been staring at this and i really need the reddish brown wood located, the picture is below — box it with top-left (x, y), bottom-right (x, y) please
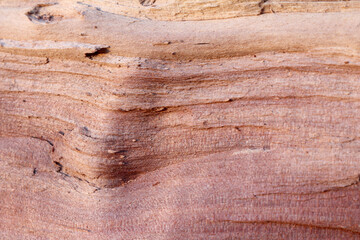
top-left (1, 0), bottom-right (360, 239)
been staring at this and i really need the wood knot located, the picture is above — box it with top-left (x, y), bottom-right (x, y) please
top-left (26, 4), bottom-right (63, 24)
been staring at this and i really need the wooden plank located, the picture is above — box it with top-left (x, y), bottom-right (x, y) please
top-left (1, 0), bottom-right (360, 239)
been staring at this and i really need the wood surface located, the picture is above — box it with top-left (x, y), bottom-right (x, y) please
top-left (1, 0), bottom-right (360, 239)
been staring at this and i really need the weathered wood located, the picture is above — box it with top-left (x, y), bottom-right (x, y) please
top-left (1, 0), bottom-right (360, 239)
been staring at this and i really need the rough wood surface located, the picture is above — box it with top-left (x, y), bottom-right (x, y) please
top-left (1, 0), bottom-right (360, 239)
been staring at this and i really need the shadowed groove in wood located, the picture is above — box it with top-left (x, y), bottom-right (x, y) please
top-left (1, 52), bottom-right (360, 188)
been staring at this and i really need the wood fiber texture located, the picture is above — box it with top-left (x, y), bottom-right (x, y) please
top-left (1, 0), bottom-right (360, 239)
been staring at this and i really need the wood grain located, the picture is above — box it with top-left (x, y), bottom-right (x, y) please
top-left (1, 0), bottom-right (360, 239)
